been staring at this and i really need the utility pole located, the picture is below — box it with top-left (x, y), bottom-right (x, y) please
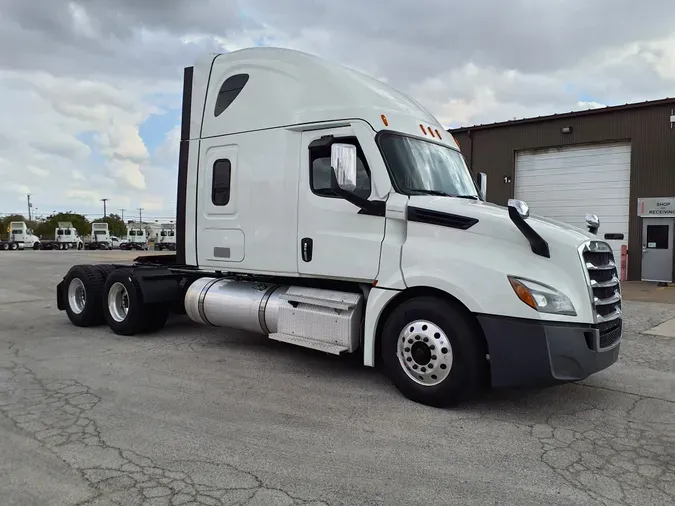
top-left (119, 208), bottom-right (126, 222)
top-left (138, 208), bottom-right (144, 226)
top-left (101, 198), bottom-right (109, 218)
top-left (27, 194), bottom-right (32, 221)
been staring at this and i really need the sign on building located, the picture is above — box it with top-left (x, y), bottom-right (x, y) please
top-left (638, 197), bottom-right (675, 217)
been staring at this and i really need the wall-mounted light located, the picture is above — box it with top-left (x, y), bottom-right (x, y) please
top-left (561, 126), bottom-right (573, 134)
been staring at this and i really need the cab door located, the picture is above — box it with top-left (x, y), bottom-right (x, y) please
top-left (297, 128), bottom-right (385, 281)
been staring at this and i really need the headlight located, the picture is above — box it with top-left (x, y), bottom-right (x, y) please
top-left (508, 276), bottom-right (576, 316)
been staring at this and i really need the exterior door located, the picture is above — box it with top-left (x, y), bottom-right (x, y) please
top-left (297, 128), bottom-right (385, 281)
top-left (641, 218), bottom-right (674, 282)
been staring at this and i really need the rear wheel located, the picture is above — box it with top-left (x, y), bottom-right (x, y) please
top-left (380, 296), bottom-right (486, 407)
top-left (103, 268), bottom-right (167, 335)
top-left (63, 265), bottom-right (107, 326)
top-left (33, 242), bottom-right (39, 250)
top-left (10, 243), bottom-right (18, 251)
top-left (1, 243), bottom-right (8, 251)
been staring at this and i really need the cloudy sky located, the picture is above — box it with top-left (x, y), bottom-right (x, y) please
top-left (2, 0), bottom-right (675, 220)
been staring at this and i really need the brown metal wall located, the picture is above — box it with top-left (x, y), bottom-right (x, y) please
top-left (451, 103), bottom-right (675, 281)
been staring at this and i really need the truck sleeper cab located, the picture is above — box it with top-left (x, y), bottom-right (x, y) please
top-left (55, 47), bottom-right (622, 407)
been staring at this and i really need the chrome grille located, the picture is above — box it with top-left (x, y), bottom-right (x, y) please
top-left (580, 241), bottom-right (622, 327)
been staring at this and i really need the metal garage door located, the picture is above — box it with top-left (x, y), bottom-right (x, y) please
top-left (515, 142), bottom-right (630, 271)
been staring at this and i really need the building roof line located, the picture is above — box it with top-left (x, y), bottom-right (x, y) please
top-left (447, 96), bottom-right (675, 133)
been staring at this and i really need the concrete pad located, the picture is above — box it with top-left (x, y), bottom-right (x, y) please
top-left (0, 251), bottom-right (674, 506)
top-left (643, 316), bottom-right (675, 337)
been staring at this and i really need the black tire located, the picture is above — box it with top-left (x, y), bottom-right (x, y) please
top-left (33, 242), bottom-right (39, 250)
top-left (78, 242), bottom-right (83, 250)
top-left (63, 265), bottom-right (107, 327)
top-left (103, 268), bottom-right (148, 336)
top-left (10, 243), bottom-right (18, 251)
top-left (94, 264), bottom-right (117, 282)
top-left (1, 243), bottom-right (8, 251)
top-left (380, 296), bottom-right (487, 408)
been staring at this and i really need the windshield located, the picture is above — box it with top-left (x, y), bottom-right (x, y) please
top-left (378, 132), bottom-right (479, 198)
top-left (94, 230), bottom-right (106, 235)
top-left (161, 231), bottom-right (167, 236)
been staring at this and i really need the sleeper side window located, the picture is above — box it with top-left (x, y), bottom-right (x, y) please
top-left (212, 159), bottom-right (232, 206)
top-left (214, 74), bottom-right (249, 117)
top-left (309, 137), bottom-right (371, 199)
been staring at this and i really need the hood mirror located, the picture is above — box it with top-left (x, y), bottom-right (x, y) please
top-left (585, 213), bottom-right (600, 235)
top-left (477, 172), bottom-right (487, 200)
top-left (508, 199), bottom-right (529, 219)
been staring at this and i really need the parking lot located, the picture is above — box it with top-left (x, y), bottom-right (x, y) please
top-left (0, 251), bottom-right (674, 506)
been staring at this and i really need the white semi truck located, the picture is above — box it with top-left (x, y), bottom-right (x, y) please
top-left (0, 221), bottom-right (40, 250)
top-left (121, 227), bottom-right (149, 250)
top-left (85, 223), bottom-right (114, 250)
top-left (155, 224), bottom-right (176, 251)
top-left (56, 48), bottom-right (622, 407)
top-left (52, 222), bottom-right (84, 250)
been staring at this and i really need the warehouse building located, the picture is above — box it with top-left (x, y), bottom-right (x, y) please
top-left (448, 98), bottom-right (675, 282)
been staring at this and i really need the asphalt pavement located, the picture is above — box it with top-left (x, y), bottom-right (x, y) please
top-left (0, 251), bottom-right (674, 506)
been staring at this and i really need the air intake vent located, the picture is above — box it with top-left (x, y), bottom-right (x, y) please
top-left (407, 207), bottom-right (478, 230)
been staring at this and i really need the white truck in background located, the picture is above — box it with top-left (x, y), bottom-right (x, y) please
top-left (55, 222), bottom-right (84, 250)
top-left (0, 221), bottom-right (40, 250)
top-left (85, 222), bottom-right (114, 250)
top-left (155, 224), bottom-right (176, 251)
top-left (56, 47), bottom-right (622, 407)
top-left (121, 227), bottom-right (149, 250)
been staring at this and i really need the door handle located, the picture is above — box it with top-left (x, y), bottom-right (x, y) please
top-left (301, 237), bottom-right (313, 262)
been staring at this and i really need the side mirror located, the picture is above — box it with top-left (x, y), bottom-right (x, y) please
top-left (331, 143), bottom-right (357, 192)
top-left (585, 213), bottom-right (600, 235)
top-left (477, 172), bottom-right (487, 200)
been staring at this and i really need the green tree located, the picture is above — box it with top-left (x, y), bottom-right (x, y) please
top-left (92, 213), bottom-right (127, 238)
top-left (34, 212), bottom-right (91, 238)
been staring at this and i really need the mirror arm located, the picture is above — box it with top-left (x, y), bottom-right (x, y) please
top-left (330, 172), bottom-right (385, 217)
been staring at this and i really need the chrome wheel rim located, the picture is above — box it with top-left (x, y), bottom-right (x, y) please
top-left (108, 282), bottom-right (130, 322)
top-left (397, 320), bottom-right (453, 386)
top-left (67, 278), bottom-right (86, 314)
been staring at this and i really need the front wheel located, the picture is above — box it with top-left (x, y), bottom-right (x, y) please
top-left (380, 296), bottom-right (487, 407)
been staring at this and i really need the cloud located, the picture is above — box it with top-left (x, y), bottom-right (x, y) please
top-left (1, 0), bottom-right (675, 218)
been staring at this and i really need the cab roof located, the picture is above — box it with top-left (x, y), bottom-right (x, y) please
top-left (192, 47), bottom-right (455, 147)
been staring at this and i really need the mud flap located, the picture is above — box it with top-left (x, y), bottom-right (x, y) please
top-left (56, 280), bottom-right (65, 311)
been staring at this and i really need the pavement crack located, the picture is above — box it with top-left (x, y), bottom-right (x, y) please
top-left (526, 390), bottom-right (675, 506)
top-left (0, 360), bottom-right (331, 506)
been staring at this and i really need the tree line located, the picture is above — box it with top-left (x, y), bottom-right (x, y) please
top-left (0, 212), bottom-right (128, 239)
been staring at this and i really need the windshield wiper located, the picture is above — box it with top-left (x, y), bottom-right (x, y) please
top-left (408, 189), bottom-right (454, 197)
top-left (408, 189), bottom-right (479, 200)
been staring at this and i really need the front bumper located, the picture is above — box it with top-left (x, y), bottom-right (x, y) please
top-left (477, 314), bottom-right (621, 389)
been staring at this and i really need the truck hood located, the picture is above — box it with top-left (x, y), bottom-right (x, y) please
top-left (408, 196), bottom-right (595, 252)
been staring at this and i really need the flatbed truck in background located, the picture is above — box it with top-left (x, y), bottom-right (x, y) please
top-left (55, 47), bottom-right (622, 407)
